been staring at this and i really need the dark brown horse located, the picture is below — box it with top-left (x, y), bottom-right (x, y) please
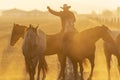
top-left (10, 23), bottom-right (66, 80)
top-left (62, 25), bottom-right (118, 80)
top-left (104, 30), bottom-right (120, 80)
top-left (22, 24), bottom-right (47, 80)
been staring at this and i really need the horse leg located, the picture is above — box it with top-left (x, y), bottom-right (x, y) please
top-left (117, 57), bottom-right (120, 73)
top-left (104, 42), bottom-right (113, 80)
top-left (24, 58), bottom-right (30, 80)
top-left (25, 58), bottom-right (30, 73)
top-left (30, 72), bottom-right (34, 80)
top-left (66, 57), bottom-right (74, 80)
top-left (37, 56), bottom-right (47, 80)
top-left (37, 56), bottom-right (41, 80)
top-left (29, 57), bottom-right (38, 80)
top-left (57, 54), bottom-right (66, 80)
top-left (42, 67), bottom-right (46, 80)
top-left (24, 58), bottom-right (33, 80)
top-left (29, 63), bottom-right (35, 80)
top-left (37, 60), bottom-right (42, 80)
top-left (30, 67), bottom-right (36, 80)
top-left (79, 62), bottom-right (83, 80)
top-left (71, 60), bottom-right (78, 80)
top-left (42, 59), bottom-right (47, 80)
top-left (42, 56), bottom-right (47, 80)
top-left (88, 58), bottom-right (94, 80)
top-left (29, 65), bottom-right (35, 80)
top-left (106, 55), bottom-right (111, 80)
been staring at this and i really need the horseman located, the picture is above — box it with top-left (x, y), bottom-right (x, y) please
top-left (47, 4), bottom-right (78, 79)
top-left (47, 4), bottom-right (76, 32)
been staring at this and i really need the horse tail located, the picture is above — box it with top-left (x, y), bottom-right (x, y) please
top-left (39, 56), bottom-right (48, 73)
top-left (43, 57), bottom-right (48, 73)
top-left (25, 57), bottom-right (31, 73)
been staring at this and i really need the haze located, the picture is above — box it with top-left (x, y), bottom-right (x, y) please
top-left (0, 0), bottom-right (120, 13)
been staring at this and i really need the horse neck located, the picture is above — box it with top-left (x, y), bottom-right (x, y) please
top-left (89, 33), bottom-right (101, 43)
top-left (80, 28), bottom-right (103, 43)
top-left (102, 29), bottom-right (115, 43)
top-left (21, 27), bottom-right (28, 39)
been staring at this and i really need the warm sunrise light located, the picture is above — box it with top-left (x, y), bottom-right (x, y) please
top-left (0, 0), bottom-right (120, 80)
top-left (0, 0), bottom-right (120, 13)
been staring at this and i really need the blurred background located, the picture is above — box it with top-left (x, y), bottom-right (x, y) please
top-left (0, 0), bottom-right (120, 80)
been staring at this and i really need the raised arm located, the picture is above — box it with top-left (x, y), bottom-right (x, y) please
top-left (47, 6), bottom-right (61, 16)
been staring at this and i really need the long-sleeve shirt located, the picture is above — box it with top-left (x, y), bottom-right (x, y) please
top-left (48, 8), bottom-right (76, 32)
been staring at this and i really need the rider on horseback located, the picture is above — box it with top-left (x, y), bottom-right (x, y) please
top-left (47, 4), bottom-right (76, 32)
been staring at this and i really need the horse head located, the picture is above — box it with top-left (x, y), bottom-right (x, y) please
top-left (27, 24), bottom-right (39, 35)
top-left (99, 25), bottom-right (119, 54)
top-left (10, 23), bottom-right (27, 46)
top-left (95, 25), bottom-right (114, 43)
top-left (25, 24), bottom-right (40, 48)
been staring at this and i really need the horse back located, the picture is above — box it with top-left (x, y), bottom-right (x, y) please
top-left (44, 33), bottom-right (63, 55)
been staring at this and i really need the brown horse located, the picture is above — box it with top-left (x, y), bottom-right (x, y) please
top-left (10, 23), bottom-right (119, 80)
top-left (62, 25), bottom-right (118, 80)
top-left (104, 30), bottom-right (120, 80)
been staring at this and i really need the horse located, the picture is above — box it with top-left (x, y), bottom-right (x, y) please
top-left (103, 30), bottom-right (120, 80)
top-left (10, 23), bottom-right (119, 80)
top-left (11, 24), bottom-right (48, 80)
top-left (62, 25), bottom-right (118, 80)
top-left (10, 23), bottom-right (66, 80)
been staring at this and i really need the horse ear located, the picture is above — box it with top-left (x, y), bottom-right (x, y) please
top-left (102, 24), bottom-right (106, 27)
top-left (14, 23), bottom-right (16, 26)
top-left (102, 24), bottom-right (109, 30)
top-left (36, 24), bottom-right (39, 29)
top-left (29, 24), bottom-right (32, 28)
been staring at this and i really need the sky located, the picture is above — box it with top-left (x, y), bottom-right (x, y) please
top-left (0, 0), bottom-right (120, 13)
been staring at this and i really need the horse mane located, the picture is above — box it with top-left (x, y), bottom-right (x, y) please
top-left (78, 26), bottom-right (109, 36)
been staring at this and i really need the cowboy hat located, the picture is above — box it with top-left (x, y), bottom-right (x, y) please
top-left (60, 4), bottom-right (71, 9)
